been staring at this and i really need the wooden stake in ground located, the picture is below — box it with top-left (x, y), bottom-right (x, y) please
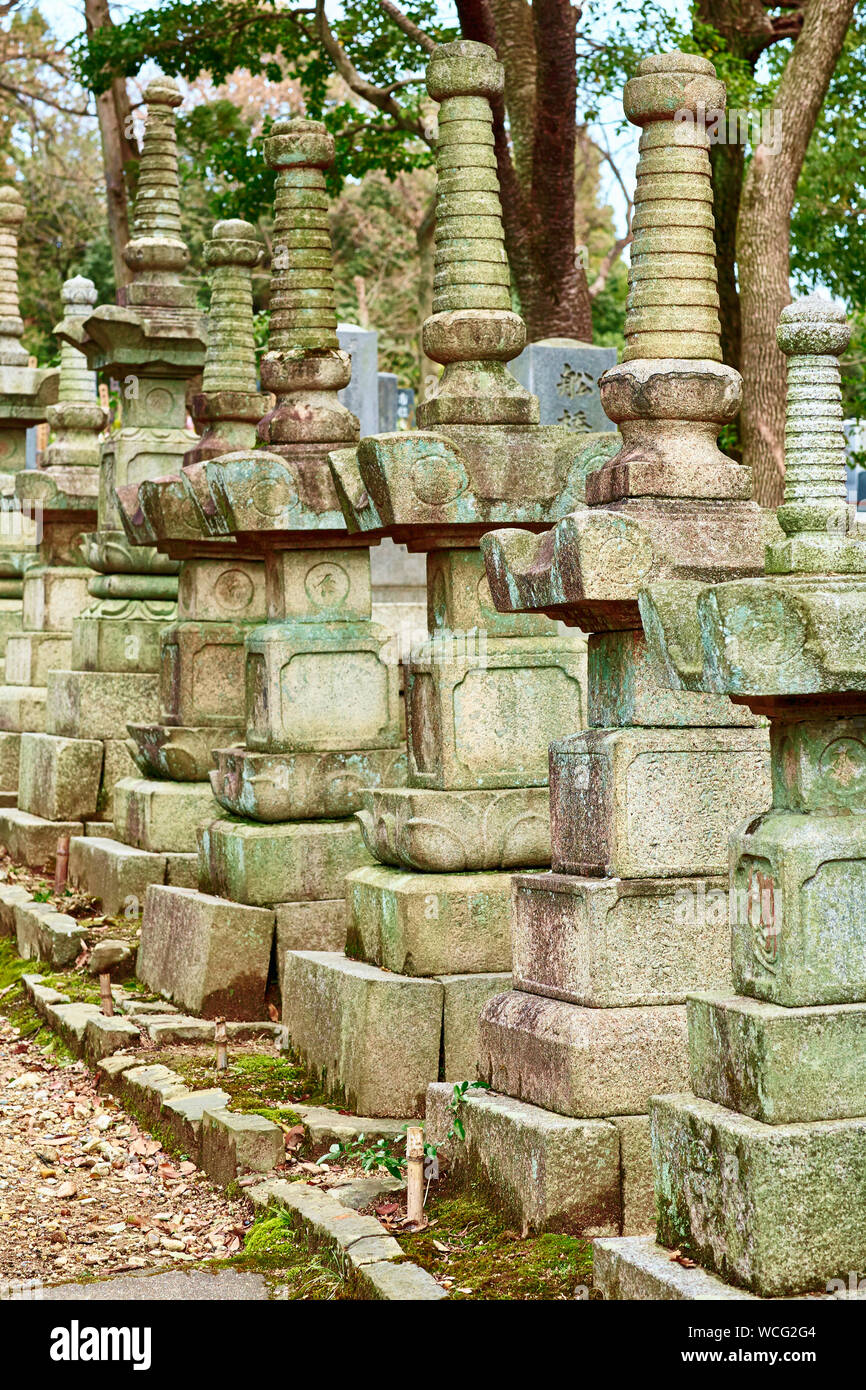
top-left (215, 1017), bottom-right (228, 1071)
top-left (406, 1126), bottom-right (425, 1226)
top-left (54, 834), bottom-right (70, 894)
top-left (98, 972), bottom-right (114, 1017)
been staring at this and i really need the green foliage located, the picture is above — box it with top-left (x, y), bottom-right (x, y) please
top-left (445, 1078), bottom-right (490, 1143)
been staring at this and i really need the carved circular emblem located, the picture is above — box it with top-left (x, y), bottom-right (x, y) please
top-left (305, 561), bottom-right (349, 608)
top-left (250, 474), bottom-right (299, 518)
top-left (145, 387), bottom-right (174, 419)
top-left (409, 452), bottom-right (468, 507)
top-left (819, 736), bottom-right (866, 798)
top-left (214, 567), bottom-right (256, 614)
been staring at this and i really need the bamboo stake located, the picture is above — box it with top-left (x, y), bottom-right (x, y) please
top-left (406, 1126), bottom-right (425, 1226)
top-left (54, 834), bottom-right (70, 894)
top-left (99, 972), bottom-right (114, 1017)
top-left (215, 1017), bottom-right (228, 1071)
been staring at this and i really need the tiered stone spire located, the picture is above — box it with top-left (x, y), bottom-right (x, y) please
top-left (0, 186), bottom-right (28, 368)
top-left (593, 297), bottom-right (866, 1299)
top-left (122, 77), bottom-right (190, 297)
top-left (43, 277), bottom-right (108, 470)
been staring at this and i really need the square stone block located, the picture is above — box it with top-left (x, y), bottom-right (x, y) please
top-left (652, 1092), bottom-right (866, 1297)
top-left (164, 851), bottom-right (198, 888)
top-left (407, 634), bottom-right (586, 791)
top-left (138, 885), bottom-right (275, 1019)
top-left (158, 620), bottom-right (248, 727)
top-left (199, 817), bottom-right (373, 907)
top-left (177, 556), bottom-right (265, 624)
top-left (425, 1082), bottom-right (622, 1236)
top-left (609, 1115), bottom-right (655, 1236)
top-left (18, 731), bottom-right (103, 820)
top-left (512, 872), bottom-right (731, 1007)
top-left (245, 618), bottom-right (401, 753)
top-left (478, 989), bottom-right (689, 1117)
top-left (426, 547), bottom-right (557, 639)
top-left (0, 683), bottom-right (46, 733)
top-left (22, 566), bottom-right (90, 633)
top-left (593, 1236), bottom-right (759, 1301)
top-left (69, 834), bottom-right (166, 916)
top-left (0, 730), bottom-right (19, 792)
top-left (282, 950), bottom-right (444, 1117)
top-left (688, 989), bottom-right (866, 1124)
top-left (0, 807), bottom-right (83, 868)
top-left (731, 808), bottom-right (866, 1007)
top-left (47, 669), bottom-right (159, 740)
top-left (266, 548), bottom-right (371, 623)
top-left (0, 600), bottom-right (22, 654)
top-left (113, 777), bottom-right (219, 854)
top-left (274, 899), bottom-right (347, 982)
top-left (550, 725), bottom-right (770, 878)
top-left (588, 629), bottom-right (761, 729)
top-left (345, 863), bottom-right (513, 975)
top-left (356, 785), bottom-right (550, 871)
top-left (210, 744), bottom-right (407, 822)
top-left (441, 972), bottom-right (512, 1080)
top-left (71, 609), bottom-right (173, 674)
top-left (97, 738), bottom-right (139, 815)
top-left (4, 632), bottom-right (71, 687)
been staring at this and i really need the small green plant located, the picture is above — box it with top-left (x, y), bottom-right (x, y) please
top-left (317, 1131), bottom-right (407, 1178)
top-left (447, 1079), bottom-right (490, 1143)
top-left (31, 886), bottom-right (52, 903)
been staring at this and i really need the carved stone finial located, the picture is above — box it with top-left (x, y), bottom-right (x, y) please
top-left (0, 184), bottom-right (28, 366)
top-left (417, 41), bottom-right (535, 427)
top-left (202, 219), bottom-right (262, 394)
top-left (123, 75), bottom-right (189, 284)
top-left (776, 293), bottom-right (850, 540)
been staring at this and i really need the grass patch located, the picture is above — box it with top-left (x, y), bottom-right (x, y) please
top-left (148, 1047), bottom-right (330, 1119)
top-left (397, 1183), bottom-right (594, 1300)
top-left (226, 1207), bottom-right (346, 1299)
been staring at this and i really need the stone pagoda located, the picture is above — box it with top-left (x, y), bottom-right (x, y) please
top-left (71, 219), bottom-right (269, 912)
top-left (0, 186), bottom-right (58, 678)
top-left (0, 276), bottom-right (105, 819)
top-left (595, 294), bottom-right (866, 1299)
top-left (134, 117), bottom-right (403, 1021)
top-left (281, 40), bottom-right (616, 1120)
top-left (426, 51), bottom-right (777, 1236)
top-left (0, 78), bottom-right (206, 869)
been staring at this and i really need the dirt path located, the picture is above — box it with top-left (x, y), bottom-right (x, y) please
top-left (0, 1012), bottom-right (251, 1287)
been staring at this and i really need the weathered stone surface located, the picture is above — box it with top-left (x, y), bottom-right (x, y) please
top-left (345, 863), bottom-right (513, 975)
top-left (274, 899), bottom-right (346, 980)
top-left (610, 1114), bottom-right (654, 1236)
top-left (210, 744), bottom-right (407, 822)
top-left (510, 338), bottom-right (616, 433)
top-left (478, 991), bottom-right (689, 1117)
top-left (200, 1108), bottom-right (284, 1187)
top-left (0, 883), bottom-right (32, 936)
top-left (68, 834), bottom-right (165, 916)
top-left (356, 785), bottom-right (550, 871)
top-left (441, 972), bottom-right (511, 1080)
top-left (128, 722), bottom-right (244, 782)
top-left (511, 872), bottom-right (731, 1007)
top-left (688, 990), bottom-right (866, 1124)
top-left (157, 619), bottom-right (250, 728)
top-left (549, 726), bottom-right (770, 878)
top-left (200, 817), bottom-right (373, 907)
top-left (97, 737), bottom-right (138, 814)
top-left (46, 669), bottom-right (159, 740)
top-left (406, 633), bottom-right (585, 790)
top-left (84, 1013), bottom-right (140, 1060)
top-left (730, 808), bottom-right (866, 1008)
top-left (113, 776), bottom-right (218, 853)
top-left (282, 950), bottom-right (444, 1117)
top-left (87, 938), bottom-right (134, 977)
top-left (18, 731), bottom-right (102, 820)
top-left (593, 1236), bottom-right (758, 1301)
top-left (425, 1082), bottom-right (621, 1236)
top-left (588, 629), bottom-right (759, 728)
top-left (0, 683), bottom-right (45, 733)
top-left (161, 1088), bottom-right (231, 1157)
top-left (0, 807), bottom-right (83, 868)
top-left (138, 885), bottom-right (275, 1018)
top-left (22, 565), bottom-right (90, 633)
top-left (652, 1092), bottom-right (866, 1297)
top-left (164, 851), bottom-right (197, 887)
top-left (5, 631), bottom-right (72, 687)
top-left (0, 730), bottom-right (19, 791)
top-left (14, 901), bottom-right (85, 965)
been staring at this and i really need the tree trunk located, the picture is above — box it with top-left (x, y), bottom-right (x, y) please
top-left (84, 0), bottom-right (138, 290)
top-left (737, 0), bottom-right (855, 507)
top-left (709, 140), bottom-right (743, 372)
top-left (455, 0), bottom-right (592, 342)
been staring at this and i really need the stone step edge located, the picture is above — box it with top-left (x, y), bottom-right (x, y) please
top-left (19, 975), bottom-right (443, 1300)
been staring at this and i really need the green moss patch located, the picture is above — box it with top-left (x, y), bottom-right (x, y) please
top-left (225, 1207), bottom-right (346, 1299)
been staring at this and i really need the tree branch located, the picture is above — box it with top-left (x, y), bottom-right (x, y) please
top-left (377, 0), bottom-right (436, 53)
top-left (315, 0), bottom-right (433, 144)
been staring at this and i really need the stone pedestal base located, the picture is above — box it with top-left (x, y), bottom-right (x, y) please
top-left (72, 610), bottom-right (173, 674)
top-left (282, 950), bottom-right (510, 1117)
top-left (0, 807), bottom-right (83, 868)
top-left (0, 684), bottom-right (46, 733)
top-left (5, 631), bottom-right (72, 686)
top-left (137, 884), bottom-right (275, 1019)
top-left (345, 863), bottom-right (514, 975)
top-left (47, 669), bottom-right (159, 740)
top-left (128, 723), bottom-right (245, 782)
top-left (356, 785), bottom-right (550, 870)
top-left (652, 1092), bottom-right (866, 1298)
top-left (18, 732), bottom-right (103, 819)
top-left (424, 1082), bottom-right (653, 1236)
top-left (209, 744), bottom-right (407, 821)
top-left (113, 776), bottom-right (219, 854)
top-left (198, 816), bottom-right (373, 907)
top-left (68, 834), bottom-right (197, 915)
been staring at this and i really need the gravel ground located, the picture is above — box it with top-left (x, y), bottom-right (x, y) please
top-left (0, 1013), bottom-right (252, 1286)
